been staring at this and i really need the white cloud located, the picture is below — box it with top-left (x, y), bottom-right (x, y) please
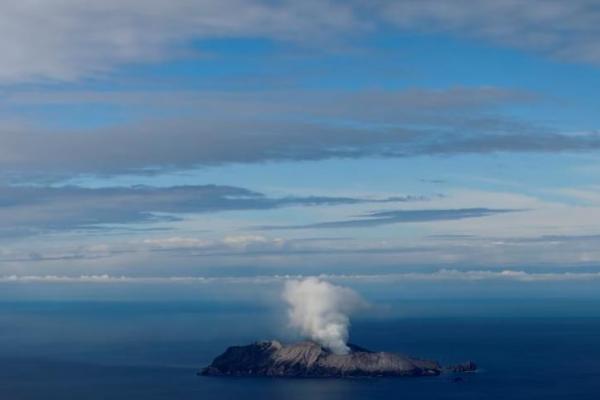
top-left (141, 237), bottom-right (215, 249)
top-left (0, 0), bottom-right (359, 83)
top-left (3, 269), bottom-right (600, 284)
top-left (4, 1), bottom-right (600, 83)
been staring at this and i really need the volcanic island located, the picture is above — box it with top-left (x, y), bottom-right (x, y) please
top-left (200, 340), bottom-right (476, 378)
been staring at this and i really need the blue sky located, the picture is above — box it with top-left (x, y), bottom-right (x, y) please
top-left (2, 0), bottom-right (600, 289)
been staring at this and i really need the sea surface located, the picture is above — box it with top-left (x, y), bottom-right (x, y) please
top-left (1, 300), bottom-right (600, 399)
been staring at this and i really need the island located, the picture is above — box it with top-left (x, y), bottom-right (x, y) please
top-left (200, 340), bottom-right (476, 378)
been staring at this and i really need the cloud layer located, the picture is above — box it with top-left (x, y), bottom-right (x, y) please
top-left (5, 269), bottom-right (600, 283)
top-left (2, 87), bottom-right (599, 178)
top-left (260, 208), bottom-right (517, 229)
top-left (3, 1), bottom-right (600, 83)
top-left (0, 184), bottom-right (423, 235)
top-left (0, 0), bottom-right (358, 83)
top-left (381, 0), bottom-right (600, 65)
top-left (1, 1), bottom-right (599, 280)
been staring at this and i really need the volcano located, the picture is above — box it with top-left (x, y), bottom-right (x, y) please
top-left (200, 340), bottom-right (476, 378)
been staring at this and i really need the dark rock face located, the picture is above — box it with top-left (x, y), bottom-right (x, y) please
top-left (200, 340), bottom-right (452, 378)
top-left (446, 360), bottom-right (478, 373)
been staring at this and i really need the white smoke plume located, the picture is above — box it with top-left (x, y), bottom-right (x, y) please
top-left (282, 277), bottom-right (365, 355)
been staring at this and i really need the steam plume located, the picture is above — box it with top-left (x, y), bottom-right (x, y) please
top-left (282, 277), bottom-right (365, 355)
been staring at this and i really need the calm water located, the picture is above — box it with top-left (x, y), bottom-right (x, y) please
top-left (1, 301), bottom-right (600, 399)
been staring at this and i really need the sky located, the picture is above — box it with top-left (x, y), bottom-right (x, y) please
top-left (2, 0), bottom-right (600, 291)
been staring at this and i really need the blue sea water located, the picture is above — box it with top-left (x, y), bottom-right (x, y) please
top-left (1, 301), bottom-right (600, 399)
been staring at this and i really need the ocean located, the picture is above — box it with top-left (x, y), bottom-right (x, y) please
top-left (1, 300), bottom-right (600, 399)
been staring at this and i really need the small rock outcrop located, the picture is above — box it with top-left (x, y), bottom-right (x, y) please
top-left (200, 340), bottom-right (474, 378)
top-left (446, 360), bottom-right (478, 373)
